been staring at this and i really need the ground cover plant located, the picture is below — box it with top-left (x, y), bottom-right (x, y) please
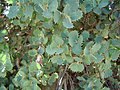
top-left (0, 0), bottom-right (120, 90)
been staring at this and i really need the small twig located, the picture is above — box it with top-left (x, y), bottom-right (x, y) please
top-left (56, 65), bottom-right (68, 90)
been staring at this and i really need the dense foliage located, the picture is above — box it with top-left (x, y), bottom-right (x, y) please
top-left (0, 0), bottom-right (120, 90)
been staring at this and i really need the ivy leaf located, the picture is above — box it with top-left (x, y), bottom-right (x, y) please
top-left (111, 39), bottom-right (120, 48)
top-left (42, 10), bottom-right (52, 18)
top-left (72, 43), bottom-right (82, 55)
top-left (91, 43), bottom-right (101, 54)
top-left (94, 35), bottom-right (102, 43)
top-left (33, 29), bottom-right (41, 36)
top-left (43, 20), bottom-right (53, 29)
top-left (38, 47), bottom-right (44, 55)
top-left (86, 4), bottom-right (93, 13)
top-left (55, 48), bottom-right (64, 55)
top-left (91, 54), bottom-right (104, 63)
top-left (52, 35), bottom-right (64, 46)
top-left (84, 46), bottom-right (90, 56)
top-left (63, 4), bottom-right (70, 15)
top-left (7, 6), bottom-right (20, 19)
top-left (63, 16), bottom-right (74, 28)
top-left (68, 31), bottom-right (78, 47)
top-left (5, 54), bottom-right (13, 71)
top-left (109, 49), bottom-right (120, 61)
top-left (48, 0), bottom-right (58, 12)
top-left (24, 5), bottom-right (33, 18)
top-left (29, 61), bottom-right (38, 73)
top-left (28, 49), bottom-right (37, 57)
top-left (74, 57), bottom-right (82, 62)
top-left (61, 30), bottom-right (69, 44)
top-left (69, 63), bottom-right (84, 72)
top-left (34, 4), bottom-right (43, 14)
top-left (98, 0), bottom-right (109, 9)
top-left (83, 55), bottom-right (92, 65)
top-left (50, 56), bottom-right (63, 65)
top-left (54, 10), bottom-right (61, 23)
top-left (84, 41), bottom-right (94, 56)
top-left (0, 30), bottom-right (8, 37)
top-left (46, 45), bottom-right (56, 55)
top-left (9, 84), bottom-right (14, 90)
top-left (93, 7), bottom-right (102, 15)
top-left (70, 10), bottom-right (83, 21)
top-left (48, 73), bottom-right (58, 86)
top-left (82, 31), bottom-right (89, 41)
top-left (102, 69), bottom-right (113, 78)
top-left (78, 35), bottom-right (83, 44)
top-left (102, 87), bottom-right (110, 90)
top-left (41, 75), bottom-right (48, 86)
top-left (65, 56), bottom-right (73, 63)
top-left (0, 85), bottom-right (6, 90)
top-left (32, 0), bottom-right (42, 4)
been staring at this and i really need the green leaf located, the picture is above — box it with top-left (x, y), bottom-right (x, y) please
top-left (0, 85), bottom-right (6, 90)
top-left (78, 35), bottom-right (83, 44)
top-left (74, 57), bottom-right (82, 62)
top-left (22, 80), bottom-right (31, 88)
top-left (50, 56), bottom-right (63, 65)
top-left (34, 4), bottom-right (43, 14)
top-left (5, 54), bottom-right (13, 71)
top-left (69, 63), bottom-right (84, 72)
top-left (38, 47), bottom-right (44, 55)
top-left (52, 35), bottom-right (64, 46)
top-left (98, 0), bottom-right (109, 8)
top-left (46, 45), bottom-right (56, 55)
top-left (64, 0), bottom-right (79, 11)
top-left (33, 29), bottom-right (42, 36)
top-left (69, 31), bottom-right (78, 47)
top-left (84, 41), bottom-right (94, 56)
top-left (72, 43), bottom-right (82, 55)
top-left (42, 10), bottom-right (52, 18)
top-left (0, 30), bottom-right (8, 37)
top-left (93, 7), bottom-right (102, 15)
top-left (28, 49), bottom-right (37, 57)
top-left (84, 47), bottom-right (90, 56)
top-left (94, 35), bottom-right (102, 43)
top-left (111, 39), bottom-right (120, 48)
top-left (86, 4), bottom-right (93, 13)
top-left (32, 0), bottom-right (42, 4)
top-left (91, 43), bottom-right (101, 54)
top-left (102, 87), bottom-right (110, 90)
top-left (9, 84), bottom-right (14, 90)
top-left (29, 61), bottom-right (38, 73)
top-left (55, 48), bottom-right (64, 54)
top-left (109, 49), bottom-right (120, 61)
top-left (7, 6), bottom-right (19, 19)
top-left (70, 10), bottom-right (83, 21)
top-left (54, 10), bottom-right (61, 23)
top-left (61, 29), bottom-right (69, 44)
top-left (41, 75), bottom-right (48, 86)
top-left (82, 31), bottom-right (89, 41)
top-left (91, 54), bottom-right (104, 63)
top-left (102, 69), bottom-right (113, 78)
top-left (83, 55), bottom-right (92, 65)
top-left (24, 5), bottom-right (33, 18)
top-left (63, 4), bottom-right (71, 15)
top-left (65, 56), bottom-right (73, 63)
top-left (48, 73), bottom-right (58, 85)
top-left (63, 16), bottom-right (74, 28)
top-left (48, 0), bottom-right (58, 12)
top-left (31, 36), bottom-right (42, 44)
